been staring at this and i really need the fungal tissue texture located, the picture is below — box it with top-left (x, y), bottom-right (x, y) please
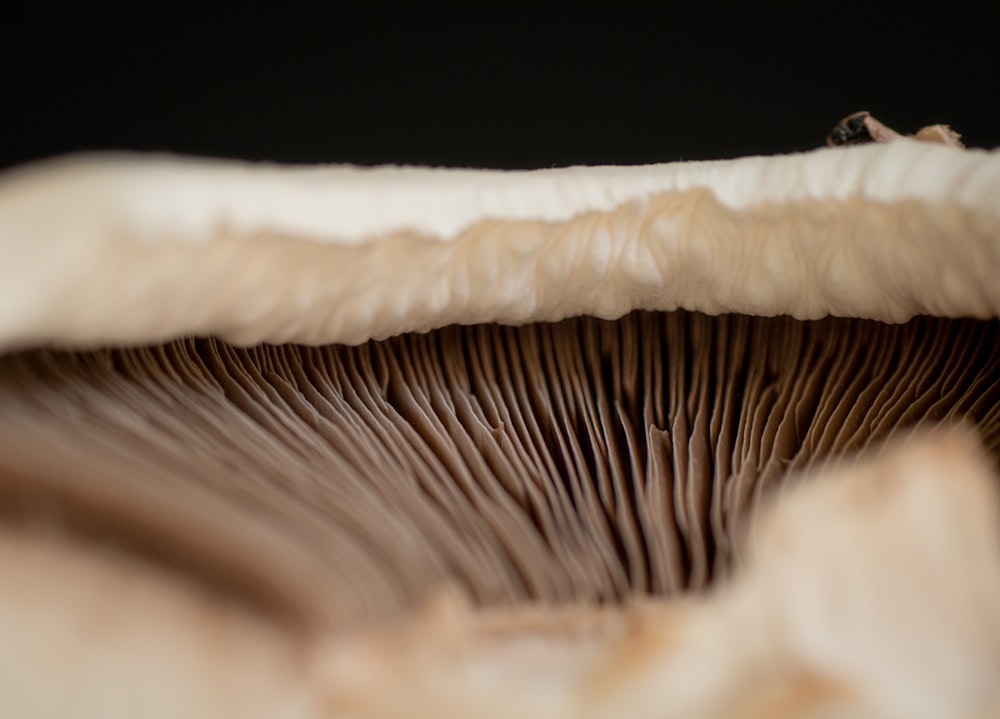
top-left (0, 139), bottom-right (999, 718)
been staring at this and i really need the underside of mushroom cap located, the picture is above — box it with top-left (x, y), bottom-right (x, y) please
top-left (2, 140), bottom-right (1000, 718)
top-left (1, 141), bottom-right (999, 351)
top-left (2, 312), bottom-right (998, 632)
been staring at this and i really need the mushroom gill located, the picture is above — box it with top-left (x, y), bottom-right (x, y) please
top-left (1, 314), bottom-right (999, 627)
top-left (1, 134), bottom-right (1000, 717)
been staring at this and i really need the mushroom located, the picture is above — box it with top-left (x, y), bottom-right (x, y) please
top-left (0, 123), bottom-right (999, 717)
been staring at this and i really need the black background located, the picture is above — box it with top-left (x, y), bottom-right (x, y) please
top-left (3, 5), bottom-right (998, 171)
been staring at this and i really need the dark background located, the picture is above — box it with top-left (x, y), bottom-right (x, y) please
top-left (3, 5), bottom-right (998, 171)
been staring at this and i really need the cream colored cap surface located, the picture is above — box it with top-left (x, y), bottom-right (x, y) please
top-left (0, 141), bottom-right (998, 350)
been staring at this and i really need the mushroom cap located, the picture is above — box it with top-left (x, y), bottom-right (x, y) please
top-left (1, 142), bottom-right (1000, 718)
top-left (0, 141), bottom-right (998, 351)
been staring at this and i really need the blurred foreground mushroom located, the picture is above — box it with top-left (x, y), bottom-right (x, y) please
top-left (0, 126), bottom-right (999, 717)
